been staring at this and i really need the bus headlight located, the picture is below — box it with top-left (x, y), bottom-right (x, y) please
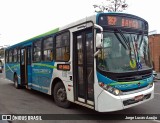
top-left (114, 89), bottom-right (121, 95)
top-left (148, 82), bottom-right (153, 88)
top-left (99, 82), bottom-right (122, 96)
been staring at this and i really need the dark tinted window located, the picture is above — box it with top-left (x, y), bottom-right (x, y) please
top-left (33, 40), bottom-right (41, 62)
top-left (28, 47), bottom-right (32, 65)
top-left (43, 37), bottom-right (53, 61)
top-left (17, 49), bottom-right (20, 62)
top-left (13, 49), bottom-right (17, 62)
top-left (56, 32), bottom-right (70, 61)
top-left (5, 50), bottom-right (9, 63)
top-left (9, 50), bottom-right (13, 62)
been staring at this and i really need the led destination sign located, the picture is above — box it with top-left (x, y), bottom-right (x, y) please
top-left (98, 15), bottom-right (147, 30)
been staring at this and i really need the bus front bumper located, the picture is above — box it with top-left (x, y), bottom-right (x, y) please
top-left (96, 84), bottom-right (154, 112)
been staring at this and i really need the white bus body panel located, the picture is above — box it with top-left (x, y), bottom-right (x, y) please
top-left (95, 83), bottom-right (154, 112)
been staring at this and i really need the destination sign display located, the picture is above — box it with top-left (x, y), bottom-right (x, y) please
top-left (57, 64), bottom-right (70, 71)
top-left (98, 15), bottom-right (146, 30)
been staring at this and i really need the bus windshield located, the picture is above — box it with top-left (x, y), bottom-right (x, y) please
top-left (97, 31), bottom-right (152, 73)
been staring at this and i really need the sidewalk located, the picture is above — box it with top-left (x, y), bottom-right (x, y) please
top-left (0, 71), bottom-right (5, 79)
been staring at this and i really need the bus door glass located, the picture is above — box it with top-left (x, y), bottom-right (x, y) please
top-left (27, 46), bottom-right (32, 85)
top-left (20, 46), bottom-right (32, 86)
top-left (73, 29), bottom-right (94, 105)
top-left (20, 48), bottom-right (27, 85)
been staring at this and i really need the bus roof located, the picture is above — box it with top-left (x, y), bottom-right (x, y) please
top-left (6, 28), bottom-right (59, 49)
top-left (27, 27), bottom-right (59, 41)
top-left (6, 12), bottom-right (148, 50)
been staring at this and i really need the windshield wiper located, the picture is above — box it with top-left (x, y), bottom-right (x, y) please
top-left (114, 33), bottom-right (127, 49)
top-left (139, 31), bottom-right (144, 49)
top-left (114, 29), bottom-right (131, 50)
top-left (115, 29), bottom-right (138, 68)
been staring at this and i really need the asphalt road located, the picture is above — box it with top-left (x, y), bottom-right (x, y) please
top-left (0, 72), bottom-right (160, 123)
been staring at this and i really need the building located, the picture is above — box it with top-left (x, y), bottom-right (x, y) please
top-left (149, 34), bottom-right (160, 72)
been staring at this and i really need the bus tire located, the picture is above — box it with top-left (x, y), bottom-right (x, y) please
top-left (14, 75), bottom-right (20, 89)
top-left (53, 82), bottom-right (71, 108)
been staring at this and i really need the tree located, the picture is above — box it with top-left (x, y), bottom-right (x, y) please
top-left (93, 0), bottom-right (128, 13)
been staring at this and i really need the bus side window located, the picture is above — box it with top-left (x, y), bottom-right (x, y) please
top-left (33, 40), bottom-right (41, 62)
top-left (5, 50), bottom-right (9, 63)
top-left (50, 50), bottom-right (53, 61)
top-left (55, 32), bottom-right (70, 61)
top-left (63, 47), bottom-right (69, 61)
top-left (43, 37), bottom-right (53, 62)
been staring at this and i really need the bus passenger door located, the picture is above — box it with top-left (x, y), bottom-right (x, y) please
top-left (20, 48), bottom-right (27, 85)
top-left (73, 29), bottom-right (94, 106)
top-left (27, 46), bottom-right (32, 87)
top-left (20, 46), bottom-right (32, 86)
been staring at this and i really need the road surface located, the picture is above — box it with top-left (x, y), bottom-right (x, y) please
top-left (0, 73), bottom-right (160, 123)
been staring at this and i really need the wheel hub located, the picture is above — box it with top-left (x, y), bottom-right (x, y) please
top-left (57, 88), bottom-right (66, 102)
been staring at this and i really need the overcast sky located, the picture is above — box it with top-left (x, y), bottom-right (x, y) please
top-left (0, 0), bottom-right (159, 47)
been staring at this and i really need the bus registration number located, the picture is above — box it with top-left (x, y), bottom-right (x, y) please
top-left (134, 95), bottom-right (144, 101)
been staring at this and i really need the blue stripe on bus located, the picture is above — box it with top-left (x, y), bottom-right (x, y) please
top-left (97, 72), bottom-right (153, 91)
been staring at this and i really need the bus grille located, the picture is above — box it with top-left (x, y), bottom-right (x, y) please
top-left (116, 73), bottom-right (152, 82)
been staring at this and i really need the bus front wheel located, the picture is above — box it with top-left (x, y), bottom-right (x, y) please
top-left (53, 82), bottom-right (71, 108)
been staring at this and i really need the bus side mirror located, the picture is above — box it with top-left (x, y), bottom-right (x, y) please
top-left (96, 33), bottom-right (102, 48)
top-left (94, 33), bottom-right (103, 57)
top-left (94, 24), bottom-right (103, 57)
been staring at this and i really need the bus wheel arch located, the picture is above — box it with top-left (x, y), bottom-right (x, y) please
top-left (51, 77), bottom-right (62, 96)
top-left (51, 78), bottom-right (71, 108)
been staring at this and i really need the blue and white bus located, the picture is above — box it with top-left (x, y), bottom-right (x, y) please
top-left (5, 13), bottom-right (154, 112)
